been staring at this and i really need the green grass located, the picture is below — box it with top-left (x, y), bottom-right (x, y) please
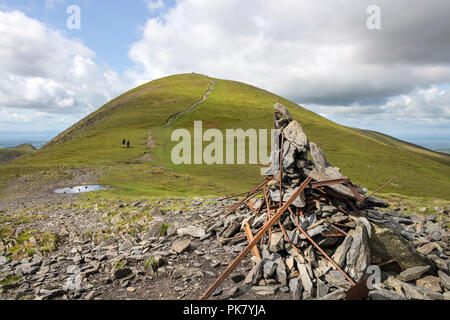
top-left (143, 257), bottom-right (155, 270)
top-left (160, 223), bottom-right (170, 236)
top-left (378, 193), bottom-right (450, 216)
top-left (5, 230), bottom-right (57, 259)
top-left (0, 226), bottom-right (12, 238)
top-left (436, 149), bottom-right (450, 155)
top-left (0, 143), bottom-right (36, 165)
top-left (150, 77), bottom-right (450, 199)
top-left (114, 260), bottom-right (126, 270)
top-left (0, 275), bottom-right (22, 286)
top-left (348, 128), bottom-right (450, 166)
top-left (1, 73), bottom-right (449, 201)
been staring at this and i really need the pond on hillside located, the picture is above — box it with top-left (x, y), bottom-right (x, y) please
top-left (53, 185), bottom-right (112, 194)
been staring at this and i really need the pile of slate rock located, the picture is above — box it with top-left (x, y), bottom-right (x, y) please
top-left (203, 103), bottom-right (449, 300)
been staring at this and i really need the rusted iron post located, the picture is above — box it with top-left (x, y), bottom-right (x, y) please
top-left (345, 199), bottom-right (360, 216)
top-left (199, 176), bottom-right (312, 300)
top-left (321, 232), bottom-right (346, 237)
top-left (264, 186), bottom-right (272, 246)
top-left (310, 178), bottom-right (350, 188)
top-left (289, 210), bottom-right (356, 286)
top-left (219, 190), bottom-right (256, 201)
top-left (364, 178), bottom-right (394, 200)
top-left (347, 182), bottom-right (366, 202)
top-left (222, 225), bottom-right (265, 243)
top-left (246, 201), bottom-right (259, 214)
top-left (261, 186), bottom-right (270, 247)
top-left (331, 224), bottom-right (348, 236)
top-left (279, 131), bottom-right (284, 211)
top-left (266, 206), bottom-right (272, 245)
top-left (223, 187), bottom-right (268, 219)
top-left (194, 183), bottom-right (267, 224)
top-left (243, 221), bottom-right (261, 259)
top-left (273, 132), bottom-right (285, 246)
top-left (279, 214), bottom-right (301, 254)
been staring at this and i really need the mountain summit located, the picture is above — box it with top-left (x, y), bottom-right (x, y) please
top-left (2, 73), bottom-right (449, 199)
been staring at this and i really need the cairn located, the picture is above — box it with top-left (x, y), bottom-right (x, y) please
top-left (201, 103), bottom-right (393, 299)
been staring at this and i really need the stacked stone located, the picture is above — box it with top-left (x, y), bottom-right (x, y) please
top-left (204, 103), bottom-right (449, 300)
top-left (208, 194), bottom-right (376, 299)
top-left (264, 103), bottom-right (386, 209)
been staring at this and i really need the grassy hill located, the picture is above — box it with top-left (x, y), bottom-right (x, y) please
top-left (348, 128), bottom-right (450, 166)
top-left (0, 143), bottom-right (36, 165)
top-left (436, 149), bottom-right (450, 155)
top-left (1, 73), bottom-right (449, 200)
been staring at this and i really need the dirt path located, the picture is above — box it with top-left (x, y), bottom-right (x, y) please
top-left (164, 79), bottom-right (216, 127)
top-left (132, 77), bottom-right (216, 162)
top-left (133, 129), bottom-right (156, 162)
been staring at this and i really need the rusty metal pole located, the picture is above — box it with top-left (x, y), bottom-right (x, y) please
top-left (194, 183), bottom-right (267, 224)
top-left (364, 178), bottom-right (394, 200)
top-left (310, 178), bottom-right (351, 188)
top-left (289, 210), bottom-right (356, 286)
top-left (279, 132), bottom-right (284, 210)
top-left (199, 176), bottom-right (312, 300)
top-left (261, 186), bottom-right (269, 247)
top-left (279, 218), bottom-right (301, 254)
top-left (243, 221), bottom-right (261, 259)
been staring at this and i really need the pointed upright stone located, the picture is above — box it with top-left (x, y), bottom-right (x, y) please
top-left (346, 219), bottom-right (370, 281)
top-left (275, 258), bottom-right (288, 285)
top-left (282, 140), bottom-right (297, 169)
top-left (245, 259), bottom-right (263, 285)
top-left (283, 120), bottom-right (309, 152)
top-left (274, 103), bottom-right (292, 129)
top-left (316, 278), bottom-right (329, 299)
top-left (297, 263), bottom-right (313, 294)
top-left (332, 234), bottom-right (353, 267)
top-left (269, 232), bottom-right (285, 253)
top-left (289, 277), bottom-right (303, 300)
top-left (309, 142), bottom-right (329, 171)
top-left (263, 259), bottom-right (278, 279)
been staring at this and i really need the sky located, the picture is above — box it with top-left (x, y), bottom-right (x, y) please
top-left (0, 0), bottom-right (449, 149)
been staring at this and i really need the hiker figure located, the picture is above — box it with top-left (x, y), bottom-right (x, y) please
top-left (122, 138), bottom-right (126, 148)
top-left (127, 140), bottom-right (130, 148)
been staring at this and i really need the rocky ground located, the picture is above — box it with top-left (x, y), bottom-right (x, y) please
top-left (0, 192), bottom-right (293, 300)
top-left (2, 102), bottom-right (449, 301)
top-left (0, 189), bottom-right (449, 300)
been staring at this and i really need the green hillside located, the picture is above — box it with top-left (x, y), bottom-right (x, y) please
top-left (436, 149), bottom-right (450, 155)
top-left (1, 73), bottom-right (449, 200)
top-left (348, 127), bottom-right (450, 166)
top-left (0, 143), bottom-right (36, 164)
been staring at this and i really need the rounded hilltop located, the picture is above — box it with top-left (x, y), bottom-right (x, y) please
top-left (2, 73), bottom-right (450, 199)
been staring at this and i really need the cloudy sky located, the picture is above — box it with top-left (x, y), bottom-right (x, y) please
top-left (0, 0), bottom-right (449, 148)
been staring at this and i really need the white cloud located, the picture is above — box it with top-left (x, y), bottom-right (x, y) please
top-left (2, 1), bottom-right (450, 143)
top-left (307, 85), bottom-right (450, 138)
top-left (146, 0), bottom-right (164, 12)
top-left (0, 10), bottom-right (127, 131)
top-left (129, 0), bottom-right (450, 129)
